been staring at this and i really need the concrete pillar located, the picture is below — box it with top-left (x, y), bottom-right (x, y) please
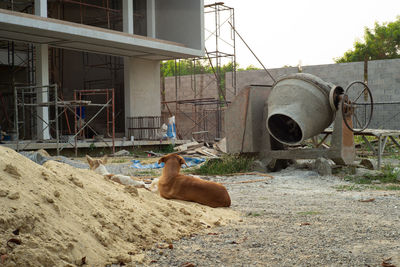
top-left (123, 0), bottom-right (161, 136)
top-left (123, 0), bottom-right (134, 34)
top-left (34, 0), bottom-right (47, 17)
top-left (35, 0), bottom-right (50, 139)
top-left (147, 0), bottom-right (156, 38)
top-left (124, 58), bottom-right (161, 135)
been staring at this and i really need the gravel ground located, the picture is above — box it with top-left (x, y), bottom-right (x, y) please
top-left (141, 167), bottom-right (400, 267)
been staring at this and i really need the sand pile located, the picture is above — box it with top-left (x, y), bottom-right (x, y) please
top-left (0, 146), bottom-right (237, 266)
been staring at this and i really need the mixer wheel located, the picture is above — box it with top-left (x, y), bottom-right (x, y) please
top-left (341, 81), bottom-right (373, 133)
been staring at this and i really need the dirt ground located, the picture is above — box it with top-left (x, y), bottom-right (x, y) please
top-left (1, 146), bottom-right (400, 266)
top-left (142, 168), bottom-right (400, 267)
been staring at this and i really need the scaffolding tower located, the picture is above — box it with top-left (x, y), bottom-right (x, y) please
top-left (167, 2), bottom-right (237, 141)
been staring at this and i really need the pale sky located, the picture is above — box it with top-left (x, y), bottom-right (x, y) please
top-left (203, 0), bottom-right (400, 69)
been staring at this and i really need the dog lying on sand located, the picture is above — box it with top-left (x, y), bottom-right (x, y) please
top-left (86, 155), bottom-right (146, 188)
top-left (158, 153), bottom-right (231, 208)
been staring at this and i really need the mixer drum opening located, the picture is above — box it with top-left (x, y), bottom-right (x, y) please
top-left (267, 114), bottom-right (302, 144)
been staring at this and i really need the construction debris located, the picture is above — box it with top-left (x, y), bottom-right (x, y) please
top-left (174, 140), bottom-right (224, 158)
top-left (214, 137), bottom-right (227, 153)
top-left (174, 141), bottom-right (204, 153)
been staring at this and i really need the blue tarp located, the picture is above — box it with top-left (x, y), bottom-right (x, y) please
top-left (130, 157), bottom-right (205, 169)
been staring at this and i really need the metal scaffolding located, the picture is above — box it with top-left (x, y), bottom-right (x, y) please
top-left (165, 2), bottom-right (237, 142)
top-left (73, 88), bottom-right (115, 155)
top-left (13, 85), bottom-right (116, 155)
top-left (162, 98), bottom-right (230, 141)
top-left (203, 2), bottom-right (237, 98)
top-left (0, 40), bottom-right (35, 135)
top-left (14, 84), bottom-right (59, 153)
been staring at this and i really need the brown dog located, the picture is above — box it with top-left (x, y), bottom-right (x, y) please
top-left (158, 154), bottom-right (231, 208)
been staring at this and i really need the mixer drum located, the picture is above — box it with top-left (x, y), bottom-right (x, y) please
top-left (267, 73), bottom-right (336, 146)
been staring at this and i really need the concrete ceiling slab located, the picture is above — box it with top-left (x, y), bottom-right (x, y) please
top-left (0, 9), bottom-right (204, 59)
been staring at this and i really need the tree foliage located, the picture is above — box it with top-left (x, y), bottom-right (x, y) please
top-left (160, 59), bottom-right (212, 77)
top-left (160, 60), bottom-right (259, 77)
top-left (335, 16), bottom-right (400, 63)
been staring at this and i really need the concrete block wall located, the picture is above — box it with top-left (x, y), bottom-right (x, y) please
top-left (163, 73), bottom-right (218, 112)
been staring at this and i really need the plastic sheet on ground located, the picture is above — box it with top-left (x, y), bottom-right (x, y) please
top-left (20, 152), bottom-right (89, 169)
top-left (130, 157), bottom-right (205, 169)
top-left (20, 151), bottom-right (50, 166)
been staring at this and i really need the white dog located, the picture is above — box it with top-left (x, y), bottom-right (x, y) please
top-left (86, 155), bottom-right (147, 188)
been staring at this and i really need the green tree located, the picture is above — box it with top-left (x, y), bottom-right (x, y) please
top-left (335, 16), bottom-right (400, 63)
top-left (237, 64), bottom-right (260, 71)
top-left (160, 59), bottom-right (213, 77)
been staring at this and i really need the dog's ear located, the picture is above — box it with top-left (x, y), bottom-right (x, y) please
top-left (101, 155), bottom-right (108, 164)
top-left (158, 155), bottom-right (166, 164)
top-left (86, 155), bottom-right (94, 165)
top-left (178, 155), bottom-right (188, 167)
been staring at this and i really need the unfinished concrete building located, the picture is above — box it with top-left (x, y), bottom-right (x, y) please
top-left (0, 0), bottom-right (204, 152)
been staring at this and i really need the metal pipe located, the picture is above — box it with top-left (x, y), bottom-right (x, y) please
top-left (55, 84), bottom-right (59, 155)
top-left (112, 88), bottom-right (115, 154)
top-left (228, 21), bottom-right (276, 83)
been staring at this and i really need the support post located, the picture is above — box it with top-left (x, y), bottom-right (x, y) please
top-left (124, 58), bottom-right (161, 136)
top-left (35, 0), bottom-right (50, 140)
top-left (123, 0), bottom-right (160, 137)
top-left (330, 102), bottom-right (355, 165)
top-left (147, 0), bottom-right (156, 38)
top-left (123, 0), bottom-right (134, 137)
top-left (34, 0), bottom-right (47, 17)
top-left (378, 136), bottom-right (382, 169)
top-left (123, 0), bottom-right (134, 34)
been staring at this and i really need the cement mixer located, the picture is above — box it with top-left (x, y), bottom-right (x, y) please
top-left (225, 73), bottom-right (373, 166)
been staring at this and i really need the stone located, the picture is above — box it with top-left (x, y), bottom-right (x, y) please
top-left (266, 159), bottom-right (293, 172)
top-left (113, 150), bottom-right (130, 157)
top-left (45, 196), bottom-right (54, 203)
top-left (251, 160), bottom-right (267, 173)
top-left (7, 192), bottom-right (20, 200)
top-left (0, 189), bottom-right (9, 197)
top-left (359, 159), bottom-right (377, 170)
top-left (314, 157), bottom-right (332, 176)
top-left (115, 254), bottom-right (131, 264)
top-left (124, 186), bottom-right (139, 197)
top-left (355, 168), bottom-right (382, 177)
top-left (53, 190), bottom-right (60, 198)
top-left (4, 164), bottom-right (21, 178)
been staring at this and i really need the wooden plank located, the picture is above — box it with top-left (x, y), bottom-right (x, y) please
top-left (174, 141), bottom-right (199, 152)
top-left (195, 148), bottom-right (219, 158)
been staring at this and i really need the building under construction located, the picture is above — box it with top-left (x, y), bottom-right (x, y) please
top-left (0, 0), bottom-right (206, 153)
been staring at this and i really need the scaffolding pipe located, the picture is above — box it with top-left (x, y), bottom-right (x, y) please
top-left (228, 21), bottom-right (276, 83)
